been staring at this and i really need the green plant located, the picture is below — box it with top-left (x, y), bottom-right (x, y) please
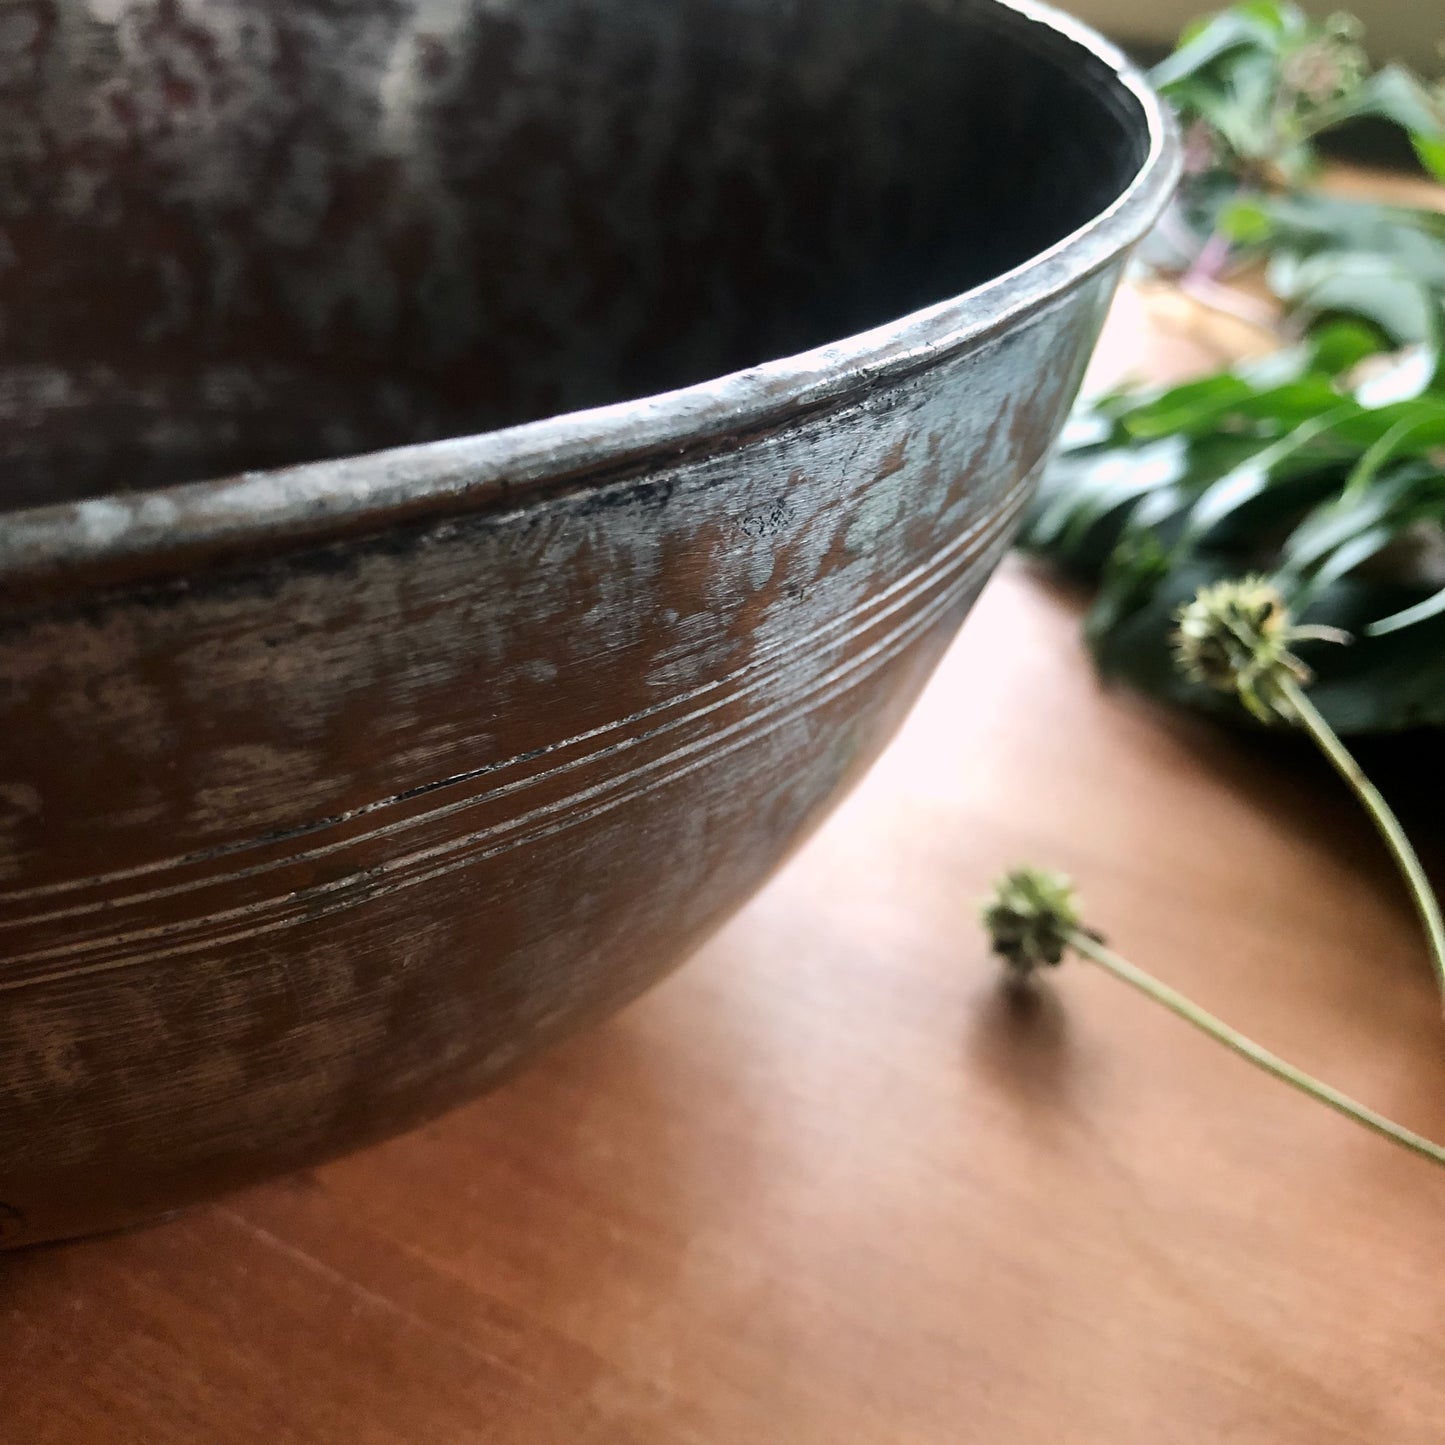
top-left (1022, 3), bottom-right (1445, 737)
top-left (1147, 2), bottom-right (1445, 271)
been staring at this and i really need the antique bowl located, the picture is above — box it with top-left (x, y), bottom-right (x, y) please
top-left (0, 0), bottom-right (1176, 1246)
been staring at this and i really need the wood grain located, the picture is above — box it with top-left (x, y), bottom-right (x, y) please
top-left (5, 283), bottom-right (1445, 1442)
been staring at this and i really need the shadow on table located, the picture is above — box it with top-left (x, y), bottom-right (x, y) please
top-left (965, 977), bottom-right (1080, 1109)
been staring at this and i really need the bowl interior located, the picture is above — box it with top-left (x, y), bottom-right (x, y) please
top-left (0, 0), bottom-right (1148, 514)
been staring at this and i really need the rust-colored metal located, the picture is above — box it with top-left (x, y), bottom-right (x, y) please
top-left (0, 0), bottom-right (1176, 1246)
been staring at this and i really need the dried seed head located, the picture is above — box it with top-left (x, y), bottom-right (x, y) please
top-left (981, 868), bottom-right (1085, 979)
top-left (1171, 575), bottom-right (1348, 723)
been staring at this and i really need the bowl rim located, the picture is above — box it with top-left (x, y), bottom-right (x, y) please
top-left (0, 0), bottom-right (1180, 600)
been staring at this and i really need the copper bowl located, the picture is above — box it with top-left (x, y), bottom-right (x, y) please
top-left (0, 0), bottom-right (1176, 1246)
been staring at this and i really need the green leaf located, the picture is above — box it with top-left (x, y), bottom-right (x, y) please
top-left (1115, 367), bottom-right (1350, 442)
top-left (1286, 523), bottom-right (1394, 598)
top-left (1025, 437), bottom-right (1189, 557)
top-left (1252, 194), bottom-right (1445, 292)
top-left (1278, 463), bottom-right (1438, 584)
top-left (1086, 529), bottom-right (1174, 647)
top-left (1119, 375), bottom-right (1259, 438)
top-left (1339, 415), bottom-right (1440, 494)
top-left (1415, 134), bottom-right (1445, 184)
top-left (1178, 409), bottom-right (1354, 546)
top-left (1234, 1), bottom-right (1296, 33)
top-left (1025, 427), bottom-right (1271, 573)
top-left (1270, 251), bottom-right (1438, 344)
top-left (1222, 377), bottom-right (1354, 424)
top-left (1315, 65), bottom-right (1445, 140)
top-left (1368, 585), bottom-right (1445, 637)
top-left (1149, 8), bottom-right (1282, 93)
top-left (1328, 395), bottom-right (1445, 451)
top-left (1028, 2), bottom-right (1445, 737)
top-left (1220, 197), bottom-right (1274, 244)
top-left (1304, 581), bottom-right (1445, 732)
top-left (1306, 319), bottom-right (1390, 375)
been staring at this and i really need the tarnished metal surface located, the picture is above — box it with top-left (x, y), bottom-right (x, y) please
top-left (0, 0), bottom-right (1176, 1244)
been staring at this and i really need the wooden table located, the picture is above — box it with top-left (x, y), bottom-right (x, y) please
top-left (6, 268), bottom-right (1445, 1443)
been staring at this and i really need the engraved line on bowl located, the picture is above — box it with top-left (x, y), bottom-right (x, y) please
top-left (5, 554), bottom-right (986, 991)
top-left (0, 495), bottom-right (1001, 931)
top-left (0, 462), bottom-right (1013, 906)
top-left (2, 494), bottom-right (1013, 936)
top-left (0, 514), bottom-right (1011, 992)
top-left (1, 465), bottom-right (1022, 909)
top-left (0, 491), bottom-right (1017, 976)
top-left (1, 467), bottom-right (1037, 924)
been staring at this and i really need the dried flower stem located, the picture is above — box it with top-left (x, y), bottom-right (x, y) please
top-left (982, 867), bottom-right (1445, 1173)
top-left (1275, 674), bottom-right (1445, 1013)
top-left (1064, 926), bottom-right (1445, 1170)
top-left (1171, 576), bottom-right (1445, 1015)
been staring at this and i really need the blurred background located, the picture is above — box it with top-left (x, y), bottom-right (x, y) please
top-left (1081, 0), bottom-right (1437, 69)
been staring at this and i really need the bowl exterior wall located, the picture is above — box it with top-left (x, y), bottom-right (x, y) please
top-left (0, 263), bottom-right (1121, 1246)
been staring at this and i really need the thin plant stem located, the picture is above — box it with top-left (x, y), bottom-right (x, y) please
top-left (1276, 673), bottom-right (1445, 1014)
top-left (1065, 927), bottom-right (1445, 1170)
top-left (1182, 225), bottom-right (1233, 287)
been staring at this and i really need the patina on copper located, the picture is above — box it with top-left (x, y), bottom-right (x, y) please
top-left (0, 0), bottom-right (1177, 1245)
